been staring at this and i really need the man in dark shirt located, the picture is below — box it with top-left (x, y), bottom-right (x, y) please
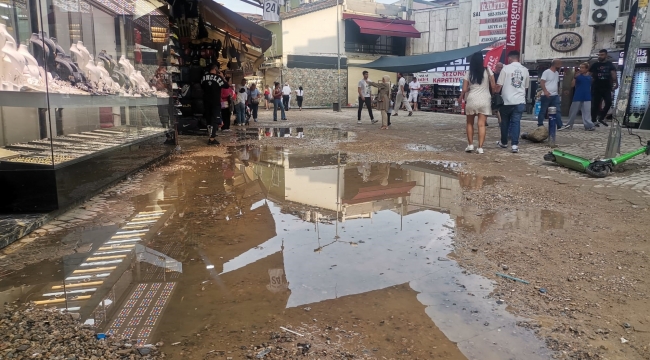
top-left (201, 63), bottom-right (230, 145)
top-left (589, 49), bottom-right (618, 127)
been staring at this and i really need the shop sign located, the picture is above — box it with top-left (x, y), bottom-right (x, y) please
top-left (476, 0), bottom-right (508, 45)
top-left (505, 0), bottom-right (524, 55)
top-left (416, 71), bottom-right (467, 86)
top-left (618, 49), bottom-right (649, 65)
top-left (549, 32), bottom-right (582, 52)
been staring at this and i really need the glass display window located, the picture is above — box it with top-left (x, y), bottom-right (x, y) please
top-left (0, 0), bottom-right (172, 212)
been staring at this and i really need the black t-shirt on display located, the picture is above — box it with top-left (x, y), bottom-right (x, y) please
top-left (201, 73), bottom-right (229, 100)
top-left (589, 61), bottom-right (617, 90)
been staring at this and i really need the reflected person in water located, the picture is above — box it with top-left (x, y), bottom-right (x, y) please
top-left (366, 75), bottom-right (392, 130)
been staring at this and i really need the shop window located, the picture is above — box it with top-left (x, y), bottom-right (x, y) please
top-left (344, 20), bottom-right (406, 56)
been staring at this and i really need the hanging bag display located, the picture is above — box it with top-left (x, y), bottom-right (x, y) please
top-left (197, 15), bottom-right (209, 39)
top-left (488, 68), bottom-right (503, 110)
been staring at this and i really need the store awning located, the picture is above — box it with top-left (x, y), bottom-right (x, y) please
top-left (351, 19), bottom-right (420, 38)
top-left (200, 0), bottom-right (273, 51)
top-left (343, 13), bottom-right (420, 39)
top-left (363, 41), bottom-right (499, 73)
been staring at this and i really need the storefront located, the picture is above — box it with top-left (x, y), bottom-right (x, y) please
top-left (0, 0), bottom-right (271, 213)
top-left (617, 48), bottom-right (650, 128)
top-left (414, 71), bottom-right (465, 113)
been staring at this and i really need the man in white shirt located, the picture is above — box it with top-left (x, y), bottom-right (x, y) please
top-left (357, 71), bottom-right (377, 124)
top-left (538, 59), bottom-right (566, 129)
top-left (496, 50), bottom-right (530, 153)
top-left (282, 83), bottom-right (291, 111)
top-left (408, 77), bottom-right (421, 111)
top-left (392, 73), bottom-right (413, 117)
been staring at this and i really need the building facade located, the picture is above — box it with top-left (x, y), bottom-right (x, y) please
top-left (258, 0), bottom-right (424, 107)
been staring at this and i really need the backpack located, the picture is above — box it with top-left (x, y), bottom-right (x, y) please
top-left (404, 81), bottom-right (409, 93)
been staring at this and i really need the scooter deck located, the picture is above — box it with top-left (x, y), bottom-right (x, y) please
top-left (551, 149), bottom-right (592, 172)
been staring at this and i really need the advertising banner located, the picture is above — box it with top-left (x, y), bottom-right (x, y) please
top-left (484, 45), bottom-right (505, 71)
top-left (478, 0), bottom-right (508, 45)
top-left (505, 0), bottom-right (524, 55)
top-left (416, 71), bottom-right (467, 86)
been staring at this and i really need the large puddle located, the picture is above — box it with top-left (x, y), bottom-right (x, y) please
top-left (0, 145), bottom-right (559, 359)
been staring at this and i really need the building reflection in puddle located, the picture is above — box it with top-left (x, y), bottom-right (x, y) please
top-left (219, 145), bottom-right (556, 360)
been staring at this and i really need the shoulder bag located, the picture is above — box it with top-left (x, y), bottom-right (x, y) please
top-left (488, 69), bottom-right (504, 110)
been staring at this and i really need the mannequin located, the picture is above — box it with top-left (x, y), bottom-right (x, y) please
top-left (2, 40), bottom-right (26, 89)
top-left (96, 61), bottom-right (119, 93)
top-left (118, 55), bottom-right (134, 78)
top-left (18, 45), bottom-right (41, 79)
top-left (1, 25), bottom-right (17, 88)
top-left (70, 42), bottom-right (89, 75)
top-left (84, 55), bottom-right (101, 88)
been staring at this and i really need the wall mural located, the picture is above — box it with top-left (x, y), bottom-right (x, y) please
top-left (555, 0), bottom-right (582, 29)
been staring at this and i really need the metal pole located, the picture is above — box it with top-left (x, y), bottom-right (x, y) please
top-left (336, 0), bottom-right (341, 111)
top-left (606, 0), bottom-right (649, 157)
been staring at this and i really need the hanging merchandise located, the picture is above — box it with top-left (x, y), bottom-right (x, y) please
top-left (222, 34), bottom-right (230, 59)
top-left (197, 15), bottom-right (209, 39)
top-left (263, 0), bottom-right (280, 22)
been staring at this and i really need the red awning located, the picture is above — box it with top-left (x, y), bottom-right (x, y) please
top-left (343, 13), bottom-right (420, 39)
top-left (351, 19), bottom-right (420, 38)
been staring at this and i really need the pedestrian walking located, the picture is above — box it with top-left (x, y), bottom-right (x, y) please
top-left (295, 86), bottom-right (304, 110)
top-left (201, 64), bottom-right (230, 145)
top-left (458, 52), bottom-right (496, 154)
top-left (248, 83), bottom-right (261, 123)
top-left (566, 62), bottom-right (595, 130)
top-left (408, 76), bottom-right (421, 111)
top-left (234, 87), bottom-right (247, 126)
top-left (538, 59), bottom-right (566, 130)
top-left (273, 82), bottom-right (287, 121)
top-left (392, 73), bottom-right (413, 117)
top-left (496, 50), bottom-right (530, 153)
top-left (282, 83), bottom-right (291, 111)
top-left (589, 49), bottom-right (618, 127)
top-left (264, 86), bottom-right (271, 110)
top-left (220, 81), bottom-right (235, 131)
top-left (366, 75), bottom-right (392, 130)
top-left (237, 78), bottom-right (247, 93)
top-left (490, 62), bottom-right (504, 127)
top-left (357, 71), bottom-right (376, 124)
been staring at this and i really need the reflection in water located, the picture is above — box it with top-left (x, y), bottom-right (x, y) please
top-left (1, 145), bottom-right (560, 358)
top-left (218, 145), bottom-right (557, 360)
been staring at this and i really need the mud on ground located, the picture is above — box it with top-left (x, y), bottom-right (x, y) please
top-left (1, 109), bottom-right (649, 360)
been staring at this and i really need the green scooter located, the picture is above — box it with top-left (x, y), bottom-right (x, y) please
top-left (543, 140), bottom-right (650, 178)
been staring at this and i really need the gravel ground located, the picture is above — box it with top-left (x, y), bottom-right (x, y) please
top-left (0, 305), bottom-right (165, 359)
top-left (2, 108), bottom-right (650, 360)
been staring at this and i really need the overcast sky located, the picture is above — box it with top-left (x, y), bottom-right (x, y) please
top-left (221, 0), bottom-right (396, 15)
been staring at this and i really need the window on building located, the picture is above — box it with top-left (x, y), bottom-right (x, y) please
top-left (620, 0), bottom-right (632, 14)
top-left (344, 20), bottom-right (407, 56)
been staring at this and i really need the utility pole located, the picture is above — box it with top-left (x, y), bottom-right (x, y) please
top-left (336, 0), bottom-right (341, 111)
top-left (605, 0), bottom-right (649, 158)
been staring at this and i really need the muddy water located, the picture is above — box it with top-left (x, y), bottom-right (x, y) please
top-left (0, 145), bottom-right (557, 359)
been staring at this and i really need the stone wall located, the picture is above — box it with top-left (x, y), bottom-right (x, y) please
top-left (282, 68), bottom-right (348, 108)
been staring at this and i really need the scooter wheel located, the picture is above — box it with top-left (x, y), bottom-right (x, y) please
top-left (586, 163), bottom-right (611, 178)
top-left (543, 153), bottom-right (556, 162)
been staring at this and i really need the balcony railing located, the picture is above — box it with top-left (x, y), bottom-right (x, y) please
top-left (344, 42), bottom-right (403, 56)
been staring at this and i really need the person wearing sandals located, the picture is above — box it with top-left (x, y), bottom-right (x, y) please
top-left (366, 75), bottom-right (392, 130)
top-left (566, 62), bottom-right (595, 131)
top-left (458, 52), bottom-right (496, 154)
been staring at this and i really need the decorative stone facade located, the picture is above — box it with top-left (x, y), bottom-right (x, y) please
top-left (276, 68), bottom-right (348, 108)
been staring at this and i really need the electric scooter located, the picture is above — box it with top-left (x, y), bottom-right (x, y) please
top-left (543, 140), bottom-right (650, 178)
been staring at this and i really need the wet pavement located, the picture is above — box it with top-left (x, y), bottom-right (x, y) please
top-left (0, 145), bottom-right (563, 359)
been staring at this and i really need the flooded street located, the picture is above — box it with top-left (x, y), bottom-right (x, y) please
top-left (2, 111), bottom-right (650, 360)
top-left (1, 144), bottom-right (552, 359)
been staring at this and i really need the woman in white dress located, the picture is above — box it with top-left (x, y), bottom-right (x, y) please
top-left (458, 52), bottom-right (496, 154)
